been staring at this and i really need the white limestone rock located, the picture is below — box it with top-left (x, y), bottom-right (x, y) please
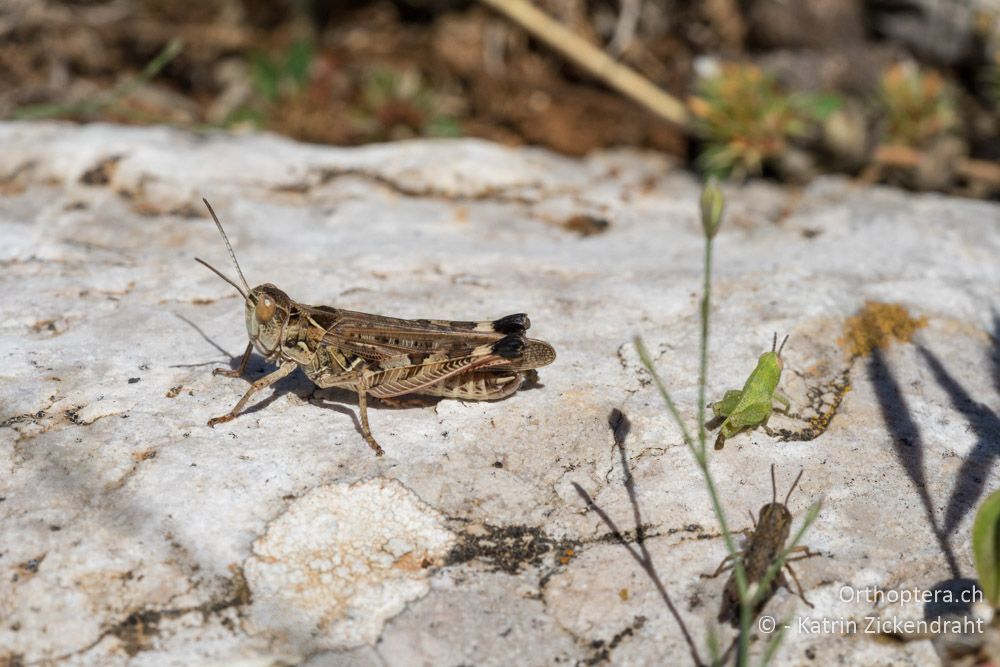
top-left (1, 121), bottom-right (999, 665)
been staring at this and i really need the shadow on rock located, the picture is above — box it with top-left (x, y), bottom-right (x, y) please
top-left (868, 346), bottom-right (961, 577)
top-left (917, 341), bottom-right (1000, 539)
top-left (172, 313), bottom-right (239, 366)
top-left (573, 409), bottom-right (704, 667)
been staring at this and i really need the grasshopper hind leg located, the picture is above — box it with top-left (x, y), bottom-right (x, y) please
top-left (356, 389), bottom-right (385, 456)
top-left (711, 390), bottom-right (744, 418)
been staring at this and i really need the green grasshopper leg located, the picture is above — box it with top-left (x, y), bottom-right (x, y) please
top-left (711, 390), bottom-right (744, 418)
top-left (715, 400), bottom-right (773, 450)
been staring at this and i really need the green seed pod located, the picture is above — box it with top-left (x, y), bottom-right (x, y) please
top-left (700, 178), bottom-right (724, 240)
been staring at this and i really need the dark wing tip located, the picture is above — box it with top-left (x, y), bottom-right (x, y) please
top-left (492, 334), bottom-right (526, 359)
top-left (492, 313), bottom-right (530, 334)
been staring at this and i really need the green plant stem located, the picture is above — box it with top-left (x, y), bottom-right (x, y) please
top-left (113, 38), bottom-right (185, 104)
top-left (696, 238), bottom-right (712, 456)
top-left (634, 339), bottom-right (695, 449)
top-left (699, 237), bottom-right (752, 667)
top-left (634, 233), bottom-right (752, 666)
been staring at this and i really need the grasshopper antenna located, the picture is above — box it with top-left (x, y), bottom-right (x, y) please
top-left (785, 468), bottom-right (805, 506)
top-left (777, 334), bottom-right (790, 357)
top-left (771, 464), bottom-right (777, 504)
top-left (195, 257), bottom-right (248, 301)
top-left (200, 198), bottom-right (251, 296)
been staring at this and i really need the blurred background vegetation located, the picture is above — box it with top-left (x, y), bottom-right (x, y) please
top-left (1, 0), bottom-right (998, 197)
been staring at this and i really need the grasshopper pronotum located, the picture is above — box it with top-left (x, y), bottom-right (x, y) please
top-left (195, 200), bottom-right (556, 455)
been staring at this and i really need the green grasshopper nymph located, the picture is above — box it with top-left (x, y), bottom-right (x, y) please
top-left (194, 199), bottom-right (556, 456)
top-left (710, 333), bottom-right (790, 450)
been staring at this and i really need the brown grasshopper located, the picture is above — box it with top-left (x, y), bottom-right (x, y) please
top-left (194, 199), bottom-right (556, 455)
top-left (702, 465), bottom-right (819, 626)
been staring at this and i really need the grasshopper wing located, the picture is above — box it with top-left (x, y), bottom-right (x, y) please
top-left (308, 306), bottom-right (554, 368)
top-left (307, 306), bottom-right (553, 398)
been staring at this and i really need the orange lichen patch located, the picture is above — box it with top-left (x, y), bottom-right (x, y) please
top-left (132, 448), bottom-right (157, 462)
top-left (618, 588), bottom-right (630, 601)
top-left (839, 301), bottom-right (928, 359)
top-left (559, 548), bottom-right (576, 565)
top-left (393, 552), bottom-right (438, 573)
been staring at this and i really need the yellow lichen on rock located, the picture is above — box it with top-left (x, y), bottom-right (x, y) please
top-left (839, 301), bottom-right (928, 359)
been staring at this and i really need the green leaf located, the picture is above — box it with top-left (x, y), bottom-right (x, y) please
top-left (222, 105), bottom-right (265, 128)
top-left (251, 55), bottom-right (280, 102)
top-left (427, 116), bottom-right (462, 138)
top-left (972, 488), bottom-right (1000, 607)
top-left (284, 39), bottom-right (315, 89)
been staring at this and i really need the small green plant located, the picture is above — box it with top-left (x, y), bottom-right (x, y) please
top-left (351, 66), bottom-right (460, 141)
top-left (251, 38), bottom-right (315, 105)
top-left (226, 38), bottom-right (317, 128)
top-left (973, 488), bottom-right (1000, 608)
top-left (878, 63), bottom-right (958, 149)
top-left (690, 64), bottom-right (840, 179)
top-left (634, 180), bottom-right (820, 665)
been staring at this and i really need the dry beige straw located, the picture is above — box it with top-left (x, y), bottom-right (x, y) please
top-left (479, 0), bottom-right (690, 129)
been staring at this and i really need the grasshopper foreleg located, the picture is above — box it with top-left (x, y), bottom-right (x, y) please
top-left (214, 342), bottom-right (253, 378)
top-left (701, 552), bottom-right (741, 579)
top-left (208, 361), bottom-right (297, 427)
top-left (785, 545), bottom-right (821, 562)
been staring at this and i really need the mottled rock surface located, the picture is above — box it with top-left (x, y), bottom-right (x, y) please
top-left (2, 122), bottom-right (999, 665)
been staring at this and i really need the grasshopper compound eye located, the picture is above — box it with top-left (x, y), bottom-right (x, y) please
top-left (255, 295), bottom-right (276, 323)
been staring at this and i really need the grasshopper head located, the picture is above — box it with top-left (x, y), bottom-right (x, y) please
top-left (756, 502), bottom-right (793, 540)
top-left (195, 200), bottom-right (295, 358)
top-left (755, 465), bottom-right (803, 542)
top-left (759, 332), bottom-right (790, 370)
top-left (247, 284), bottom-right (293, 354)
